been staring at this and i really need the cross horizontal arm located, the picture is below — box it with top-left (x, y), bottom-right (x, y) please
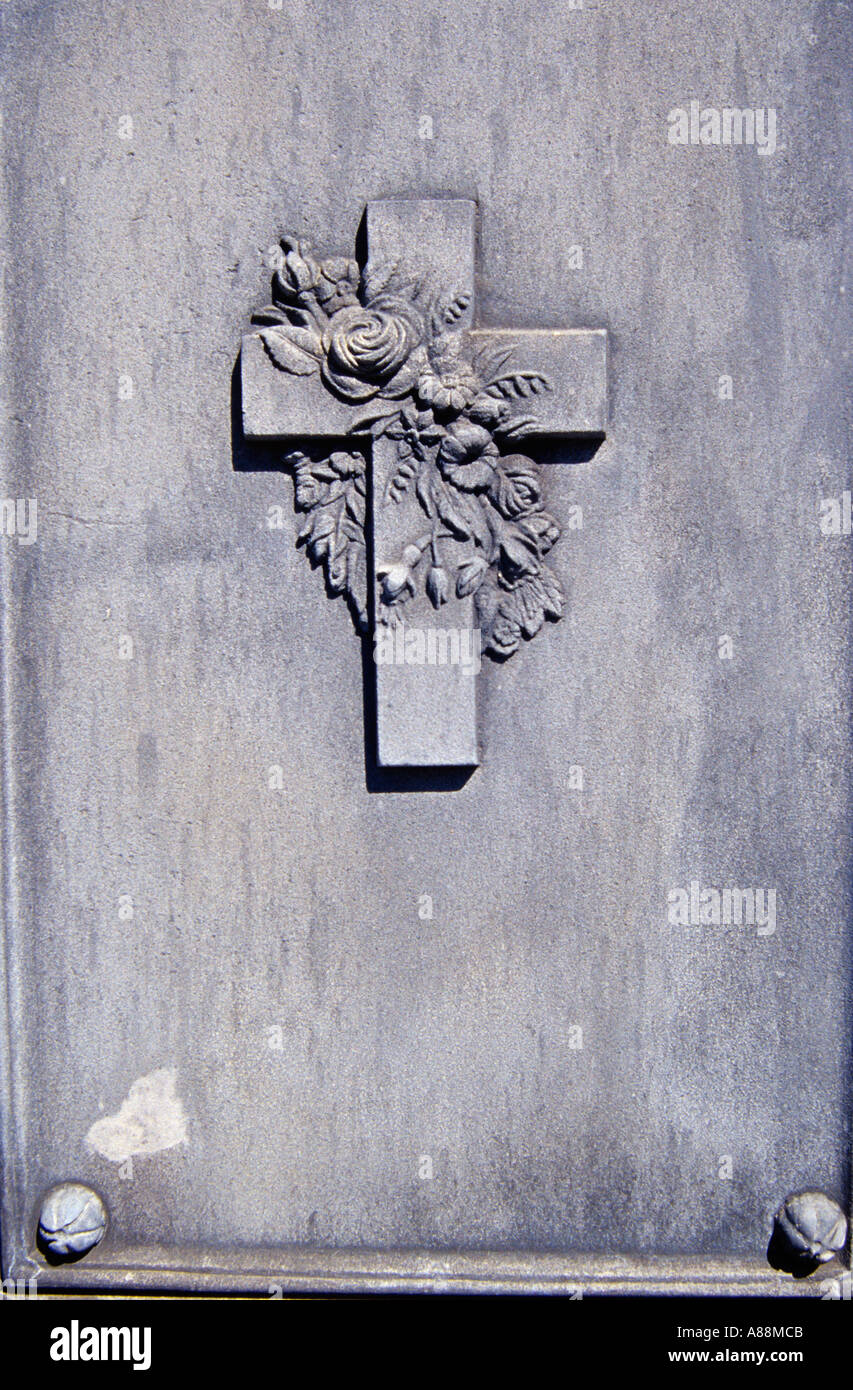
top-left (241, 332), bottom-right (355, 439)
top-left (467, 329), bottom-right (607, 436)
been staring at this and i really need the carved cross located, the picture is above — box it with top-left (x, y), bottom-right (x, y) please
top-left (240, 199), bottom-right (606, 769)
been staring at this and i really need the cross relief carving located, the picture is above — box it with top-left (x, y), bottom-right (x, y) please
top-left (239, 199), bottom-right (607, 769)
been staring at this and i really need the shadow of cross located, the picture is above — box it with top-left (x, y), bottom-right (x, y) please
top-left (241, 198), bottom-right (607, 769)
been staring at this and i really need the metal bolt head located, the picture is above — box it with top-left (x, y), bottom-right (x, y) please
top-left (37, 1182), bottom-right (108, 1260)
top-left (772, 1191), bottom-right (848, 1270)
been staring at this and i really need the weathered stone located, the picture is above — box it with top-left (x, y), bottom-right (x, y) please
top-left (0, 0), bottom-right (849, 1298)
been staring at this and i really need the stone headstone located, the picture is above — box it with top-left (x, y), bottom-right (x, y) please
top-left (0, 0), bottom-right (850, 1295)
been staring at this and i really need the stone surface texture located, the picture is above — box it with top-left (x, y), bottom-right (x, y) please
top-left (0, 0), bottom-right (850, 1284)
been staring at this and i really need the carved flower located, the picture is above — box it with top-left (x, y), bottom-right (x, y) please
top-left (466, 394), bottom-right (505, 427)
top-left (437, 422), bottom-right (499, 492)
top-left (315, 257), bottom-right (361, 315)
top-left (377, 562), bottom-right (415, 604)
top-left (426, 565), bottom-right (450, 607)
top-left (417, 365), bottom-right (478, 414)
top-left (322, 302), bottom-right (422, 401)
top-left (489, 456), bottom-right (542, 519)
top-left (273, 237), bottom-right (320, 300)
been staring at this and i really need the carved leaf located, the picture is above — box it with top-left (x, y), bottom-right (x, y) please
top-left (327, 549), bottom-right (348, 594)
top-left (346, 544), bottom-right (368, 630)
top-left (510, 579), bottom-right (547, 638)
top-left (362, 259), bottom-right (399, 302)
top-left (260, 326), bottom-right (323, 375)
top-left (387, 451), bottom-right (420, 504)
top-left (474, 343), bottom-right (516, 379)
top-left (456, 491), bottom-right (493, 552)
top-left (413, 468), bottom-right (493, 551)
top-left (345, 491), bottom-right (365, 528)
top-left (472, 339), bottom-right (516, 372)
top-left (456, 555), bottom-right (489, 598)
top-left (495, 415), bottom-right (539, 441)
top-left (295, 513), bottom-right (314, 543)
top-left (416, 469), bottom-right (436, 519)
top-left (349, 407), bottom-right (403, 437)
top-left (303, 508), bottom-right (336, 558)
top-left (537, 565), bottom-right (564, 619)
top-left (483, 371), bottom-right (552, 400)
top-left (443, 291), bottom-right (471, 325)
top-left (251, 305), bottom-right (291, 326)
top-left (429, 475), bottom-right (474, 540)
top-left (487, 568), bottom-right (564, 651)
top-left (285, 441), bottom-right (370, 633)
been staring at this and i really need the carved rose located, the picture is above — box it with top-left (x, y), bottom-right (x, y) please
top-left (322, 303), bottom-right (421, 401)
top-left (490, 456), bottom-right (542, 518)
top-left (436, 422), bottom-right (499, 491)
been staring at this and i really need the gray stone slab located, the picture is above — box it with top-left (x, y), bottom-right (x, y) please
top-left (0, 0), bottom-right (850, 1298)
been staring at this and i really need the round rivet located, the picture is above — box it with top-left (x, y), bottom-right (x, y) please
top-left (769, 1190), bottom-right (848, 1274)
top-left (37, 1182), bottom-right (108, 1260)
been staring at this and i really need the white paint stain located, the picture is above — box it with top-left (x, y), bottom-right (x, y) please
top-left (86, 1067), bottom-right (188, 1163)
